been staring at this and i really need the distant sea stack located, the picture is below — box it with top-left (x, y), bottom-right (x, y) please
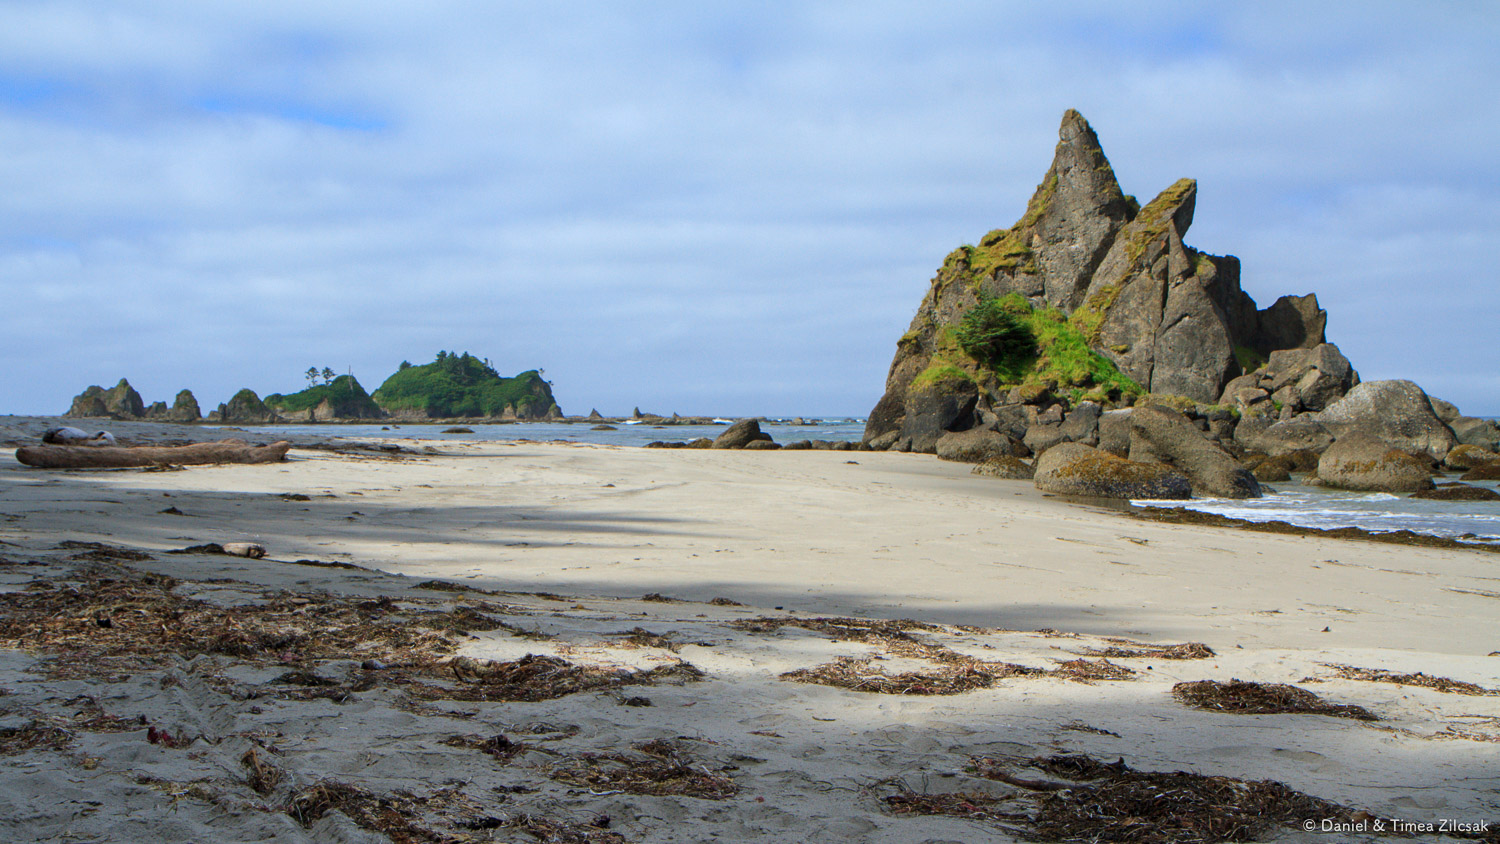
top-left (866, 110), bottom-right (1334, 452)
top-left (371, 352), bottom-right (561, 421)
top-left (61, 352), bottom-right (561, 424)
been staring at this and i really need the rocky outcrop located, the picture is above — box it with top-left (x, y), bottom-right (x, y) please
top-left (66, 379), bottom-right (145, 419)
top-left (1221, 344), bottom-right (1357, 414)
top-left (1034, 442), bottom-right (1192, 499)
top-left (713, 419), bottom-right (773, 449)
top-left (1313, 380), bottom-right (1456, 460)
top-left (1127, 406), bottom-right (1260, 498)
top-left (168, 390), bottom-right (202, 422)
top-left (222, 389), bottom-right (277, 424)
top-left (864, 109), bottom-right (1332, 449)
top-left (1315, 434), bottom-right (1434, 493)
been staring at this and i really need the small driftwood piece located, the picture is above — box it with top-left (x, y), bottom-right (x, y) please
top-left (15, 439), bottom-right (292, 469)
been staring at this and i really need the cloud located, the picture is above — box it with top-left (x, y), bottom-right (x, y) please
top-left (1, 2), bottom-right (1497, 417)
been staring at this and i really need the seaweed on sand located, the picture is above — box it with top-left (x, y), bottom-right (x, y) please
top-left (885, 754), bottom-right (1359, 843)
top-left (1172, 680), bottom-right (1377, 721)
top-left (548, 739), bottom-right (737, 800)
top-left (782, 655), bottom-right (1035, 695)
top-left (1079, 641), bottom-right (1215, 660)
top-left (1323, 664), bottom-right (1497, 696)
top-left (403, 654), bottom-right (704, 703)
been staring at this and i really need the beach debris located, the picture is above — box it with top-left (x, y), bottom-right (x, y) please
top-left (58, 541), bottom-right (153, 563)
top-left (913, 754), bottom-right (1362, 843)
top-left (884, 789), bottom-right (1025, 824)
top-left (640, 592), bottom-right (680, 603)
top-left (1079, 640), bottom-right (1215, 660)
top-left (783, 654), bottom-right (1033, 695)
top-left (1172, 679), bottom-right (1378, 720)
top-left (611, 627), bottom-right (678, 651)
top-left (41, 427), bottom-right (116, 445)
top-left (1320, 664), bottom-right (1497, 696)
top-left (745, 616), bottom-right (1134, 693)
top-left (499, 813), bottom-right (626, 843)
top-left (442, 733), bottom-right (535, 762)
top-left (16, 438), bottom-right (292, 469)
top-left (708, 596), bottom-right (744, 606)
top-left (287, 780), bottom-right (444, 840)
top-left (239, 747), bottom-right (283, 795)
top-left (0, 722), bottom-right (74, 755)
top-left (548, 739), bottom-right (738, 799)
top-left (407, 653), bottom-right (703, 703)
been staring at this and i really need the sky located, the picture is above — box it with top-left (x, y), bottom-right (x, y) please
top-left (1, 2), bottom-right (1497, 418)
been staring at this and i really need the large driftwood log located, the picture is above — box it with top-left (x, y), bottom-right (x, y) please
top-left (15, 439), bottom-right (292, 469)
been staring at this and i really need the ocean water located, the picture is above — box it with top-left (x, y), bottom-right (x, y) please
top-left (1134, 479), bottom-right (1500, 545)
top-left (230, 419), bottom-right (869, 449)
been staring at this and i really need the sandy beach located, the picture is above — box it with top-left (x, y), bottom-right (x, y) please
top-left (1, 424), bottom-right (1497, 842)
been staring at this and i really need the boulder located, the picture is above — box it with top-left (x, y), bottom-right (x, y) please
top-left (1127, 405), bottom-right (1260, 498)
top-left (1034, 442), bottom-right (1192, 499)
top-left (1059, 401), bottom-right (1102, 445)
top-left (867, 430), bottom-right (900, 451)
top-left (1313, 380), bottom-right (1456, 460)
top-left (743, 440), bottom-right (782, 451)
top-left (1449, 417), bottom-right (1500, 451)
top-left (1023, 423), bottom-right (1067, 456)
top-left (972, 456), bottom-right (1035, 480)
top-left (1237, 415), bottom-right (1334, 456)
top-left (1413, 484), bottom-right (1500, 502)
top-left (1315, 434), bottom-right (1434, 493)
top-left (1261, 343), bottom-right (1353, 397)
top-left (1461, 462), bottom-right (1500, 482)
top-left (713, 418), bottom-right (773, 449)
top-left (1444, 444), bottom-right (1499, 472)
top-left (1097, 409), bottom-right (1133, 457)
top-left (1251, 460), bottom-right (1290, 482)
top-left (936, 428), bottom-right (1022, 464)
top-left (782, 440), bottom-right (814, 450)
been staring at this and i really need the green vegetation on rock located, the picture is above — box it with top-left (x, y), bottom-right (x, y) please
top-left (1233, 345), bottom-right (1267, 375)
top-left (265, 375), bottom-right (382, 418)
top-left (372, 351), bottom-right (558, 418)
top-left (958, 294), bottom-right (1142, 399)
top-left (954, 296), bottom-right (1036, 370)
top-left (909, 363), bottom-right (976, 391)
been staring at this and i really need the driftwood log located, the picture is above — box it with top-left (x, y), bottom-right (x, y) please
top-left (15, 439), bottom-right (292, 469)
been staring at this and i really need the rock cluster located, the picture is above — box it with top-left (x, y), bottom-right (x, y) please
top-left (66, 380), bottom-right (202, 423)
top-left (862, 110), bottom-right (1499, 497)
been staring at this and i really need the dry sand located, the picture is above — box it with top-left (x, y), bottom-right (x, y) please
top-left (0, 420), bottom-right (1496, 842)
